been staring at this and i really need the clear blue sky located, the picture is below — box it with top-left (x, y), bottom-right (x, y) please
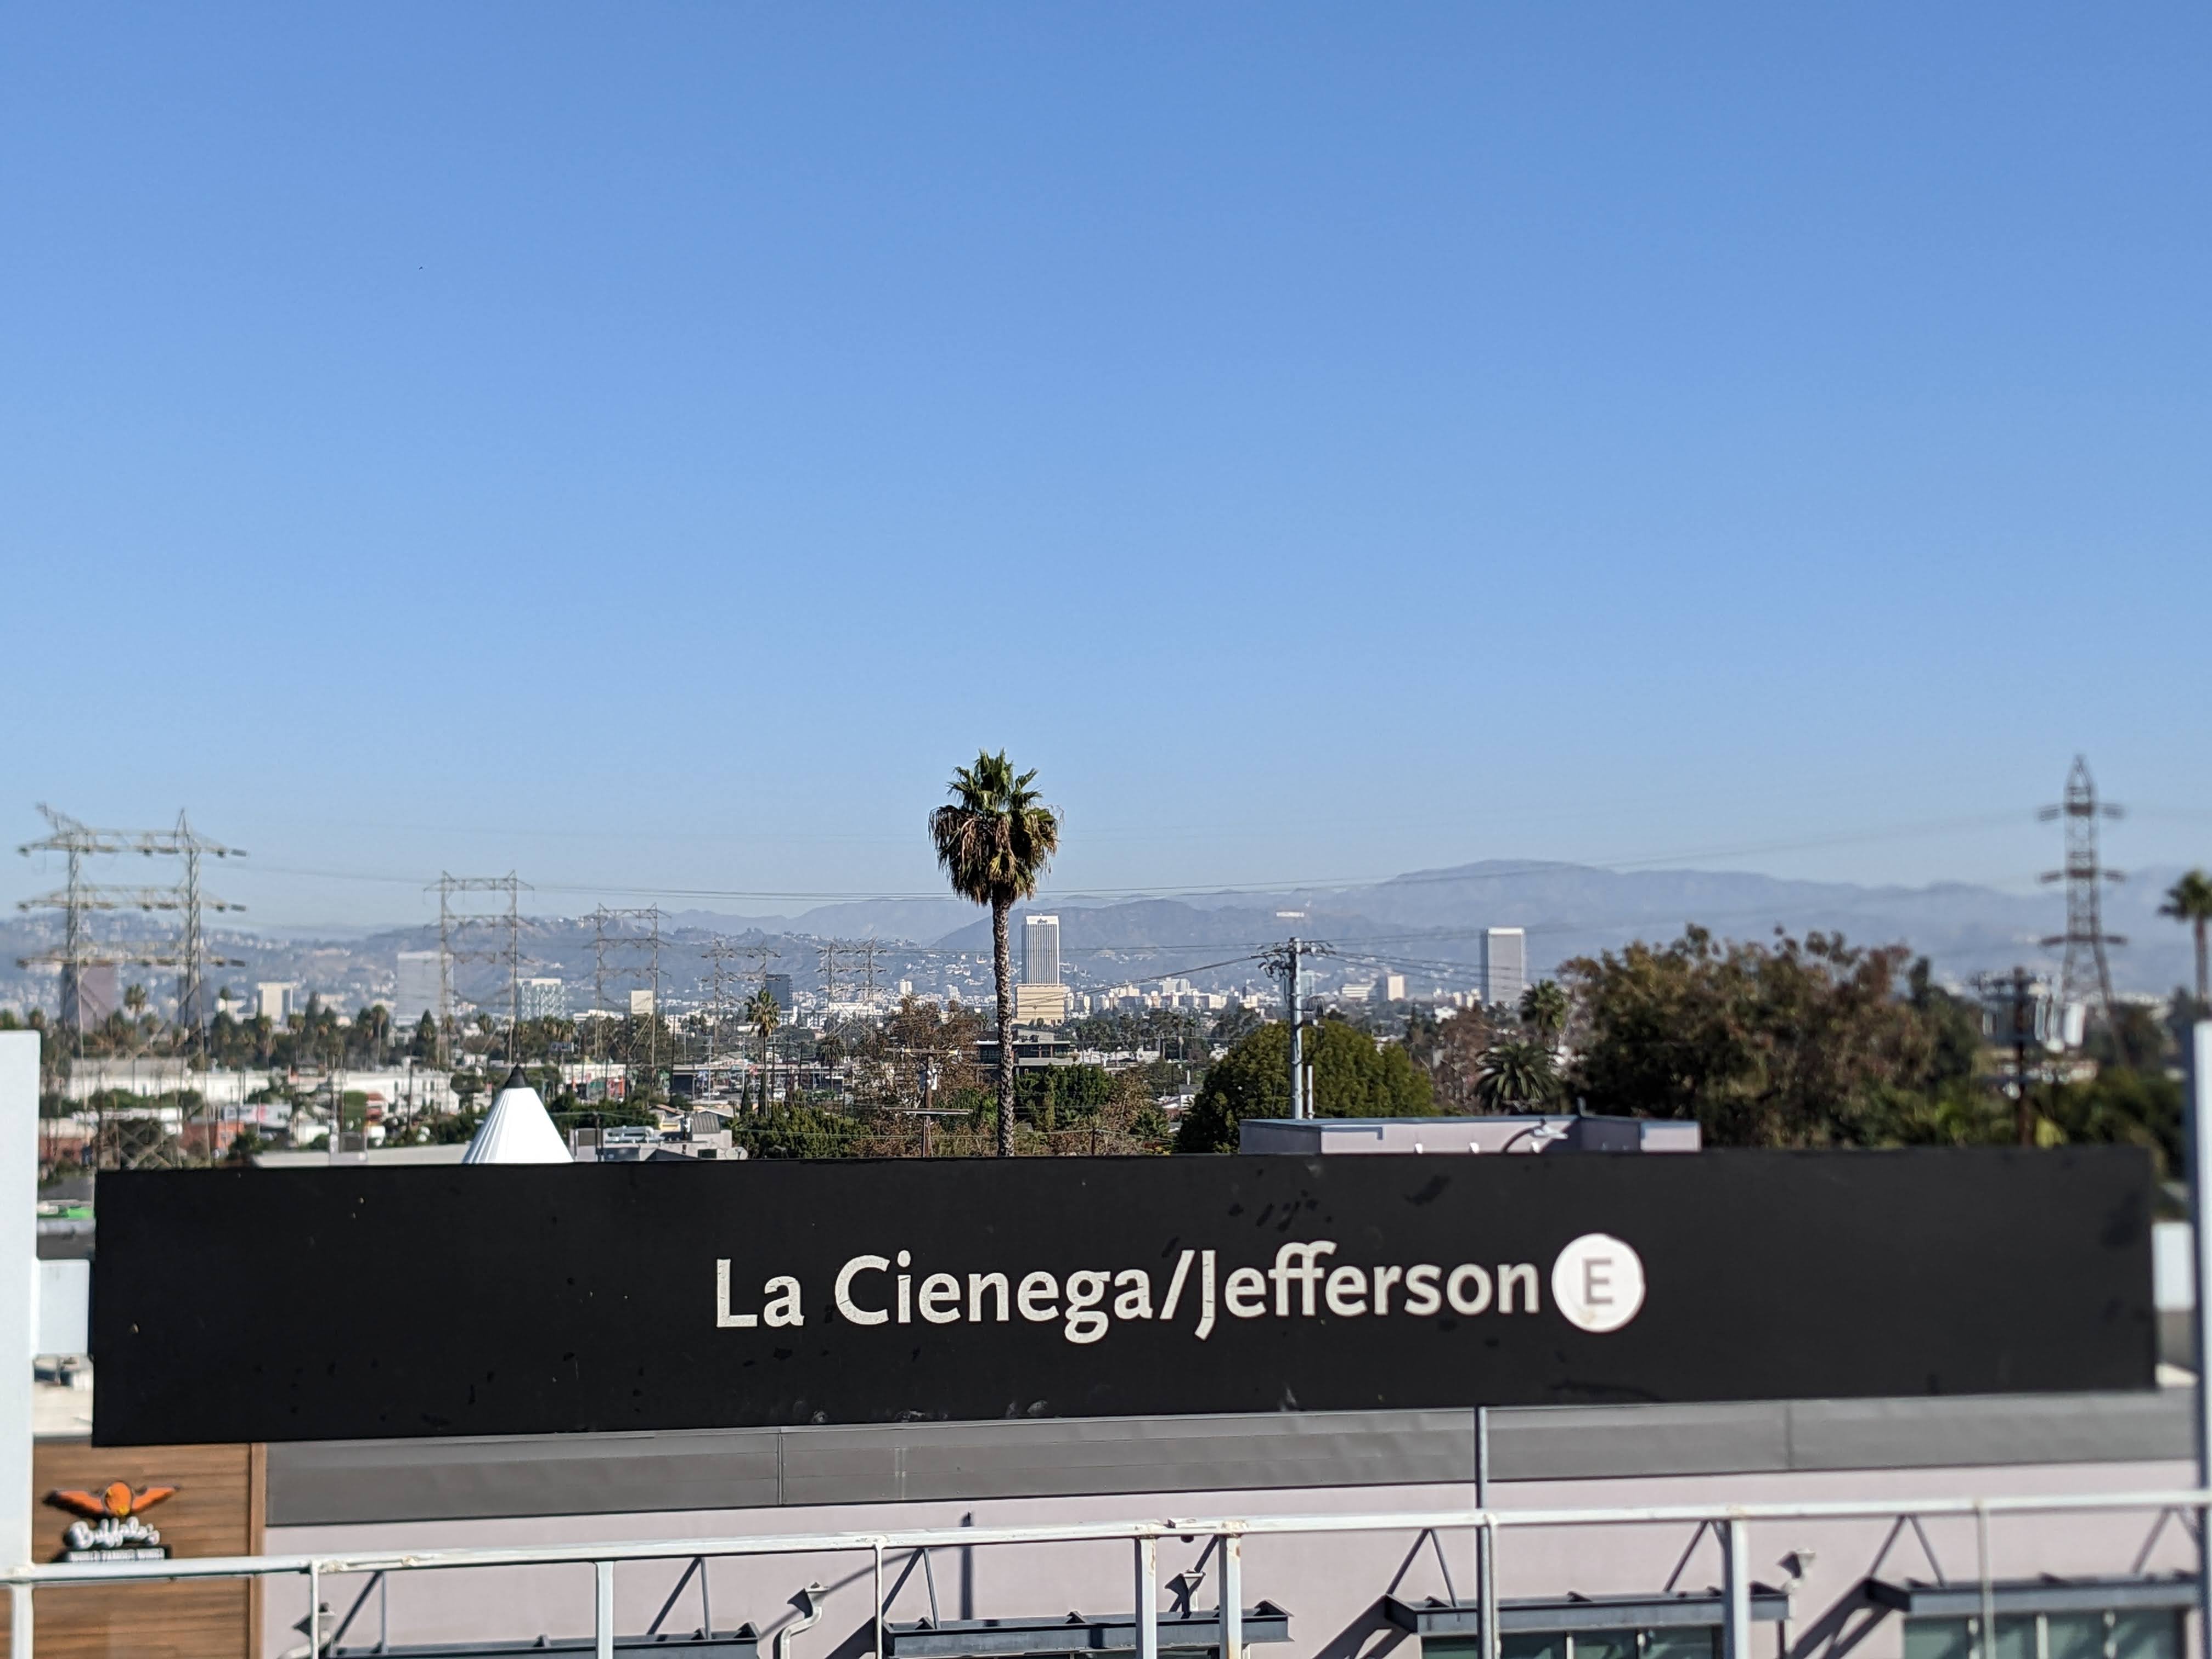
top-left (4, 4), bottom-right (2208, 928)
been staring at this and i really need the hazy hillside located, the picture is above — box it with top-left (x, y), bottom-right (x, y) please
top-left (3, 858), bottom-right (2199, 1017)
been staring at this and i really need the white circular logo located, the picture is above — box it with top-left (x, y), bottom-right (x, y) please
top-left (1550, 1233), bottom-right (1645, 1333)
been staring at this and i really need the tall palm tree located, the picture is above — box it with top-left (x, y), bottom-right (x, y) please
top-left (930, 751), bottom-right (1062, 1157)
top-left (2161, 868), bottom-right (2212, 1012)
top-left (1517, 980), bottom-right (1568, 1051)
top-left (747, 987), bottom-right (781, 1112)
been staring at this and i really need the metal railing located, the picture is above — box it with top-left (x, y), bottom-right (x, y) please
top-left (2, 1485), bottom-right (2205, 1659)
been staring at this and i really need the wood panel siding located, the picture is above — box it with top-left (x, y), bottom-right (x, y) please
top-left (2, 1440), bottom-right (262, 1659)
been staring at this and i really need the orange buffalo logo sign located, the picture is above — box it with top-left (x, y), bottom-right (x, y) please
top-left (46, 1482), bottom-right (177, 1562)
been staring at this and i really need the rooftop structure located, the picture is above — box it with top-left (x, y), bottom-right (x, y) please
top-left (1238, 1115), bottom-right (1701, 1155)
top-left (461, 1067), bottom-right (572, 1165)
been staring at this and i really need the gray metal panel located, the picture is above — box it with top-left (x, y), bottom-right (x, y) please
top-left (1782, 1392), bottom-right (2190, 1471)
top-left (1488, 1402), bottom-right (1794, 1482)
top-left (270, 1426), bottom-right (782, 1525)
top-left (266, 1391), bottom-right (2197, 1528)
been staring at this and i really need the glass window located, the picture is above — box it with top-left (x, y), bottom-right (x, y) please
top-left (1905, 1618), bottom-right (1976, 1659)
top-left (1994, 1616), bottom-right (2038, 1659)
top-left (2111, 1612), bottom-right (2181, 1659)
top-left (1645, 1630), bottom-right (1718, 1659)
top-left (2045, 1613), bottom-right (2108, 1659)
top-left (1497, 1637), bottom-right (1564, 1659)
top-left (1571, 1630), bottom-right (1639, 1659)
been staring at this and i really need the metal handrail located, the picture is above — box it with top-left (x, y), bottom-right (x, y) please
top-left (5, 1485), bottom-right (2207, 1588)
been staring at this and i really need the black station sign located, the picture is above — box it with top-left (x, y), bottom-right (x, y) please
top-left (92, 1148), bottom-right (2155, 1446)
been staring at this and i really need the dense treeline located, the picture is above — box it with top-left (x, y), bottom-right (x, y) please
top-left (1170, 926), bottom-right (2188, 1164)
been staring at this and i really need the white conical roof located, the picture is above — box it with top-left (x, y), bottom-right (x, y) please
top-left (462, 1068), bottom-right (573, 1165)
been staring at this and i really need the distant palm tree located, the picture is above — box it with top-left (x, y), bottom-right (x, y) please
top-left (1476, 1036), bottom-right (1560, 1111)
top-left (2161, 869), bottom-right (2212, 1012)
top-left (930, 752), bottom-right (1062, 1157)
top-left (1517, 980), bottom-right (1568, 1050)
top-left (747, 987), bottom-right (781, 1111)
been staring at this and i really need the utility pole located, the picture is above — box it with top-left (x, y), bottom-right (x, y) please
top-left (1261, 938), bottom-right (1332, 1119)
top-left (1984, 966), bottom-right (2043, 1147)
top-left (2039, 756), bottom-right (2125, 1041)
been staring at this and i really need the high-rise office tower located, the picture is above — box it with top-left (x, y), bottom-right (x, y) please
top-left (1482, 927), bottom-right (1527, 1009)
top-left (1023, 915), bottom-right (1062, 986)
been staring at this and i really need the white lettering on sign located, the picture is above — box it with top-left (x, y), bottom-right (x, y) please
top-left (719, 1262), bottom-right (809, 1329)
top-left (834, 1254), bottom-right (889, 1325)
top-left (716, 1240), bottom-right (1604, 1347)
top-left (1549, 1233), bottom-right (1646, 1333)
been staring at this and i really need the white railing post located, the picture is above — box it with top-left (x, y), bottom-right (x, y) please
top-left (9, 1583), bottom-right (29, 1659)
top-left (0, 1032), bottom-right (38, 1597)
top-left (309, 1560), bottom-right (321, 1658)
top-left (1480, 1516), bottom-right (1499, 1659)
top-left (597, 1559), bottom-right (615, 1659)
top-left (1135, 1536), bottom-right (1157, 1659)
top-left (1722, 1518), bottom-right (1750, 1659)
top-left (2189, 1020), bottom-right (2212, 1659)
top-left (1476, 1406), bottom-right (1496, 1659)
top-left (1218, 1533), bottom-right (1241, 1659)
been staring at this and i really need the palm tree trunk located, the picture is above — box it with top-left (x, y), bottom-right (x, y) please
top-left (994, 895), bottom-right (1015, 1157)
top-left (2197, 918), bottom-right (2208, 1012)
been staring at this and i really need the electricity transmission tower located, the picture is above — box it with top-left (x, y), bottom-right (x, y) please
top-left (700, 937), bottom-right (748, 1088)
top-left (15, 805), bottom-right (247, 1062)
top-left (432, 873), bottom-right (529, 1068)
top-left (2039, 757), bottom-right (2125, 1040)
top-left (853, 938), bottom-right (886, 1008)
top-left (589, 906), bottom-right (665, 1084)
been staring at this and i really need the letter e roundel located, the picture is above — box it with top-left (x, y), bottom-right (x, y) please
top-left (1549, 1234), bottom-right (1645, 1333)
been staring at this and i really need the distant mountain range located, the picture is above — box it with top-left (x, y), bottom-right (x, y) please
top-left (2, 859), bottom-right (2198, 1016)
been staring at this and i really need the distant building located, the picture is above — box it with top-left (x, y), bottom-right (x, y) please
top-left (256, 981), bottom-right (298, 1023)
top-left (1015, 983), bottom-right (1071, 1024)
top-left (765, 973), bottom-right (794, 1012)
top-left (1023, 915), bottom-right (1062, 986)
top-left (520, 978), bottom-right (567, 1020)
top-left (1378, 972), bottom-right (1407, 1002)
top-left (394, 951), bottom-right (441, 1026)
top-left (1481, 928), bottom-right (1527, 1009)
top-left (629, 989), bottom-right (656, 1017)
top-left (59, 964), bottom-right (120, 1028)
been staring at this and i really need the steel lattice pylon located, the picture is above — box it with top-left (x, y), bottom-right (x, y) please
top-left (2038, 755), bottom-right (2126, 1041)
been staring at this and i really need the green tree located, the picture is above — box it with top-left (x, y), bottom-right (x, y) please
top-left (2159, 869), bottom-right (2212, 1012)
top-left (1562, 927), bottom-right (1944, 1147)
top-left (1174, 1019), bottom-right (1432, 1153)
top-left (1476, 1036), bottom-right (1560, 1110)
top-left (929, 751), bottom-right (1062, 1158)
